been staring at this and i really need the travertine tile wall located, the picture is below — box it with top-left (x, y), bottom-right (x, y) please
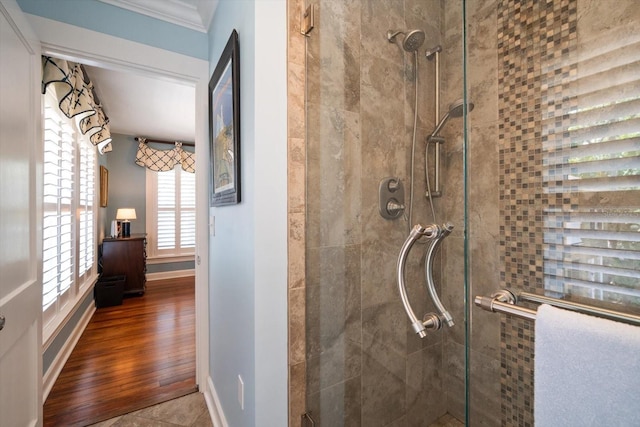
top-left (290, 0), bottom-right (449, 425)
top-left (287, 0), bottom-right (307, 425)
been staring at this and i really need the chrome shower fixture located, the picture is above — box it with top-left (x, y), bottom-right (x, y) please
top-left (387, 29), bottom-right (426, 52)
top-left (429, 98), bottom-right (475, 139)
top-left (425, 99), bottom-right (475, 199)
top-left (425, 45), bottom-right (442, 60)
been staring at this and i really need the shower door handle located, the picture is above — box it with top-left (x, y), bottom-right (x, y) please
top-left (397, 224), bottom-right (444, 338)
top-left (424, 222), bottom-right (455, 327)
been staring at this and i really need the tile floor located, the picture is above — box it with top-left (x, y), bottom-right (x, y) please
top-left (89, 392), bottom-right (462, 427)
top-left (88, 392), bottom-right (212, 427)
top-left (430, 413), bottom-right (465, 427)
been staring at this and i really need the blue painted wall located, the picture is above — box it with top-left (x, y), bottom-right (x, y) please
top-left (106, 134), bottom-right (146, 235)
top-left (17, 0), bottom-right (207, 59)
top-left (208, 3), bottom-right (256, 426)
top-left (42, 289), bottom-right (94, 373)
top-left (208, 1), bottom-right (287, 425)
top-left (105, 134), bottom-right (195, 272)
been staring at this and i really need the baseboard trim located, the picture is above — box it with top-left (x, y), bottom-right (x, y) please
top-left (146, 269), bottom-right (195, 281)
top-left (204, 376), bottom-right (229, 427)
top-left (42, 302), bottom-right (95, 401)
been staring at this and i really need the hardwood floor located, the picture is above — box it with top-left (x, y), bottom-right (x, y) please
top-left (44, 277), bottom-right (197, 427)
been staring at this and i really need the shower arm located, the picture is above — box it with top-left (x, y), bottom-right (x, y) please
top-left (424, 222), bottom-right (455, 327)
top-left (397, 224), bottom-right (444, 338)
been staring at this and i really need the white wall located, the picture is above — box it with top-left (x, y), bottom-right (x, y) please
top-left (207, 1), bottom-right (287, 426)
top-left (253, 3), bottom-right (287, 424)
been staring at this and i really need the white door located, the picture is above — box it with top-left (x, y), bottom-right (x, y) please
top-left (0, 0), bottom-right (42, 426)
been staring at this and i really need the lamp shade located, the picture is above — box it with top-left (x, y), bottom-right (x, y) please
top-left (116, 208), bottom-right (137, 221)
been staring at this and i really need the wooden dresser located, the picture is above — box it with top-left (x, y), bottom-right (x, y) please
top-left (101, 234), bottom-right (147, 295)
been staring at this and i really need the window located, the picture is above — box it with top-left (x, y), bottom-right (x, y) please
top-left (543, 37), bottom-right (640, 308)
top-left (42, 92), bottom-right (98, 342)
top-left (146, 166), bottom-right (196, 259)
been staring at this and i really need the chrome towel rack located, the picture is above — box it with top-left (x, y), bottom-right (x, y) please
top-left (475, 289), bottom-right (640, 326)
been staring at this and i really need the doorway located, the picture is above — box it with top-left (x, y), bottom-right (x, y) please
top-left (35, 18), bottom-right (210, 424)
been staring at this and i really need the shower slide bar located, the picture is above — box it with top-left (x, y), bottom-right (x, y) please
top-left (475, 289), bottom-right (640, 326)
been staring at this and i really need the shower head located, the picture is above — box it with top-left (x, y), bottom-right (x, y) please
top-left (447, 99), bottom-right (474, 118)
top-left (387, 29), bottom-right (426, 52)
top-left (429, 99), bottom-right (475, 139)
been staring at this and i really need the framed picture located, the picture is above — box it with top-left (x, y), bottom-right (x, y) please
top-left (209, 29), bottom-right (241, 206)
top-left (100, 165), bottom-right (108, 207)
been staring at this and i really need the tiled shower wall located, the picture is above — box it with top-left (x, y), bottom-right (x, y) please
top-left (287, 0), bottom-right (307, 424)
top-left (298, 0), bottom-right (450, 425)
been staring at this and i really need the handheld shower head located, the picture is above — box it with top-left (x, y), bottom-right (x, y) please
top-left (429, 99), bottom-right (475, 139)
top-left (387, 29), bottom-right (426, 52)
top-left (447, 99), bottom-right (474, 118)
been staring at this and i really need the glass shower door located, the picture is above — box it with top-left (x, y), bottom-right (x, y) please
top-left (302, 0), bottom-right (468, 425)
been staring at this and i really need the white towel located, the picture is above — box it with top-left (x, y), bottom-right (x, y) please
top-left (534, 304), bottom-right (640, 426)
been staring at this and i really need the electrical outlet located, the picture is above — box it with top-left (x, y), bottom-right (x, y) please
top-left (238, 375), bottom-right (244, 410)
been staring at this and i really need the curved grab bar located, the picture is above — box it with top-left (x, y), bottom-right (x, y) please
top-left (397, 224), bottom-right (441, 338)
top-left (424, 222), bottom-right (455, 327)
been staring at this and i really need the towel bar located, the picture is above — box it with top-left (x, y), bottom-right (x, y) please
top-left (475, 289), bottom-right (640, 326)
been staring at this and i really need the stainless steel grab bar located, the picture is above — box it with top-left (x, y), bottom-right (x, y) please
top-left (397, 224), bottom-right (445, 338)
top-left (424, 222), bottom-right (454, 326)
top-left (475, 289), bottom-right (640, 326)
top-left (474, 290), bottom-right (536, 321)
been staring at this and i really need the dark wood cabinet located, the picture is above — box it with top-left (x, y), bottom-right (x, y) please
top-left (101, 234), bottom-right (147, 295)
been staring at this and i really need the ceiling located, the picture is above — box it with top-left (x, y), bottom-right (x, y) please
top-left (98, 0), bottom-right (217, 33)
top-left (82, 0), bottom-right (218, 144)
top-left (85, 65), bottom-right (196, 143)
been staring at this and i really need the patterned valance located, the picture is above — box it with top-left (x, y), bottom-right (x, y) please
top-left (41, 56), bottom-right (112, 154)
top-left (135, 139), bottom-right (195, 173)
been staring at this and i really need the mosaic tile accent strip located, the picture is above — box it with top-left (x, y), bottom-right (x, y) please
top-left (497, 0), bottom-right (577, 425)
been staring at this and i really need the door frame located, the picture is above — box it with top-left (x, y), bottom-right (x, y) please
top-left (26, 14), bottom-right (211, 390)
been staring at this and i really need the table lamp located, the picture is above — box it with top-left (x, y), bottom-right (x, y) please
top-left (116, 208), bottom-right (137, 237)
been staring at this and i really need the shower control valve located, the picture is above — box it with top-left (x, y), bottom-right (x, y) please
top-left (386, 200), bottom-right (405, 216)
top-left (379, 177), bottom-right (405, 220)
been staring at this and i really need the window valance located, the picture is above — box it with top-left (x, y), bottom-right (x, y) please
top-left (41, 56), bottom-right (112, 154)
top-left (135, 138), bottom-right (195, 173)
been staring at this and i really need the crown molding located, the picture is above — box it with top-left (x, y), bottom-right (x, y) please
top-left (98, 0), bottom-right (217, 33)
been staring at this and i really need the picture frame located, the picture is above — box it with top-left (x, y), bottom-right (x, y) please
top-left (209, 29), bottom-right (241, 206)
top-left (100, 165), bottom-right (108, 207)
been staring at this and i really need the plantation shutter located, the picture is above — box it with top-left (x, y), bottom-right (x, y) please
top-left (78, 138), bottom-right (95, 277)
top-left (157, 170), bottom-right (176, 250)
top-left (543, 37), bottom-right (640, 306)
top-left (153, 166), bottom-right (195, 255)
top-left (42, 104), bottom-right (76, 320)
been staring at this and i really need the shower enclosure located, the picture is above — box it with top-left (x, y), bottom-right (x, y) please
top-left (288, 0), bottom-right (640, 425)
